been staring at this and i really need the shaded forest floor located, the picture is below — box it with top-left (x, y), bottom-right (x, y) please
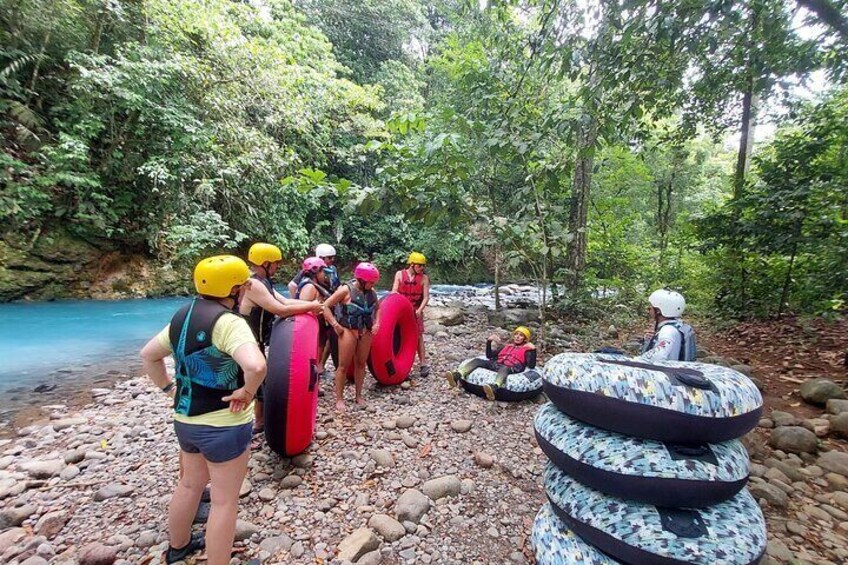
top-left (700, 315), bottom-right (848, 416)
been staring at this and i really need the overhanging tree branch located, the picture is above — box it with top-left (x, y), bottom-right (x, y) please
top-left (796, 0), bottom-right (848, 42)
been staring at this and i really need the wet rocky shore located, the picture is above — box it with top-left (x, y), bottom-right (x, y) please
top-left (0, 294), bottom-right (846, 564)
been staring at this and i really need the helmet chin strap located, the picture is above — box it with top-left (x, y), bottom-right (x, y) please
top-left (259, 262), bottom-right (276, 281)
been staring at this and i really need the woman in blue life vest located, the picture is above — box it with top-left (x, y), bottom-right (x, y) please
top-left (638, 289), bottom-right (698, 362)
top-left (391, 251), bottom-right (431, 378)
top-left (139, 256), bottom-right (266, 565)
top-left (287, 243), bottom-right (341, 297)
top-left (288, 243), bottom-right (341, 377)
top-left (446, 326), bottom-right (537, 401)
top-left (238, 242), bottom-right (322, 434)
top-left (295, 257), bottom-right (337, 364)
top-left (322, 262), bottom-right (381, 413)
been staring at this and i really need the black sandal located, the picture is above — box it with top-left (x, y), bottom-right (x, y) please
top-left (164, 532), bottom-right (205, 564)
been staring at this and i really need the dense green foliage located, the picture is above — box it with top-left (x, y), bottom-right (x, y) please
top-left (2, 0), bottom-right (382, 260)
top-left (1, 0), bottom-right (846, 316)
top-left (700, 89), bottom-right (848, 316)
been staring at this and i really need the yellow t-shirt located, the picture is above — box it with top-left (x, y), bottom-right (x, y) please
top-left (157, 312), bottom-right (258, 427)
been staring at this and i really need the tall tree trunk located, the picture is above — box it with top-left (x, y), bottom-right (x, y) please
top-left (729, 3), bottom-right (762, 313)
top-left (657, 157), bottom-right (678, 257)
top-left (524, 154), bottom-right (553, 309)
top-left (564, 114), bottom-right (598, 290)
top-left (90, 11), bottom-right (105, 54)
top-left (493, 245), bottom-right (501, 311)
top-left (488, 185), bottom-right (501, 311)
top-left (776, 218), bottom-right (803, 318)
top-left (733, 85), bottom-right (758, 199)
top-left (25, 30), bottom-right (51, 108)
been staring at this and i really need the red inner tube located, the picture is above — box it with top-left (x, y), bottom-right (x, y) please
top-left (367, 292), bottom-right (418, 385)
top-left (264, 313), bottom-right (320, 457)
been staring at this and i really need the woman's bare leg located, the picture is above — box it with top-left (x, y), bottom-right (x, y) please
top-left (168, 451), bottom-right (209, 549)
top-left (320, 340), bottom-right (331, 370)
top-left (205, 449), bottom-right (249, 565)
top-left (354, 331), bottom-right (373, 405)
top-left (335, 329), bottom-right (356, 412)
top-left (418, 334), bottom-right (426, 364)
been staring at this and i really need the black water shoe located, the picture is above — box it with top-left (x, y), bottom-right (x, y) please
top-left (165, 532), bottom-right (205, 564)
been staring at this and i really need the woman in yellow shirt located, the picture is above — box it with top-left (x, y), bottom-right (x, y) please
top-left (140, 256), bottom-right (266, 565)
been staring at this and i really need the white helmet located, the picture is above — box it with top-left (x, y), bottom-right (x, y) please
top-left (649, 289), bottom-right (686, 318)
top-left (315, 243), bottom-right (336, 258)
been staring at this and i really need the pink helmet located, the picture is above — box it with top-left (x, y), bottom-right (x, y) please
top-left (302, 257), bottom-right (327, 274)
top-left (354, 262), bottom-right (380, 282)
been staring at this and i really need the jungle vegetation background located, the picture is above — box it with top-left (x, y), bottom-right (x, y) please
top-left (1, 0), bottom-right (846, 320)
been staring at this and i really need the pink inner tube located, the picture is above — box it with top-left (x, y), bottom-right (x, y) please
top-left (264, 313), bottom-right (320, 457)
top-left (367, 292), bottom-right (418, 385)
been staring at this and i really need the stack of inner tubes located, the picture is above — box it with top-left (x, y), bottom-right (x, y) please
top-left (531, 353), bottom-right (766, 565)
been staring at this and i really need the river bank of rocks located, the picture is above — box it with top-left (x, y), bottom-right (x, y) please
top-left (747, 395), bottom-right (848, 565)
top-left (0, 309), bottom-right (551, 565)
top-left (1, 306), bottom-right (846, 564)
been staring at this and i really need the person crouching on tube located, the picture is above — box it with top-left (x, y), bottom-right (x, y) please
top-left (446, 326), bottom-right (536, 401)
top-left (392, 251), bottom-right (431, 378)
top-left (139, 256), bottom-right (266, 565)
top-left (323, 262), bottom-right (381, 413)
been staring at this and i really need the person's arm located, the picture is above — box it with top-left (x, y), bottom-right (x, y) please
top-left (637, 326), bottom-right (677, 362)
top-left (485, 335), bottom-right (501, 360)
top-left (417, 275), bottom-right (430, 316)
top-left (391, 271), bottom-right (401, 292)
top-left (371, 299), bottom-right (381, 334)
top-left (323, 285), bottom-right (350, 334)
top-left (222, 342), bottom-right (266, 413)
top-left (140, 333), bottom-right (173, 391)
top-left (287, 280), bottom-right (298, 297)
top-left (525, 346), bottom-right (537, 369)
top-left (246, 281), bottom-right (320, 317)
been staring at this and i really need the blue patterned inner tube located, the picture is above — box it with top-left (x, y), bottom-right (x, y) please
top-left (542, 353), bottom-right (763, 443)
top-left (544, 463), bottom-right (767, 565)
top-left (534, 403), bottom-right (750, 508)
top-left (457, 357), bottom-right (543, 401)
top-left (532, 503), bottom-right (623, 565)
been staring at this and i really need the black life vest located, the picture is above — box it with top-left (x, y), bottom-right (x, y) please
top-left (336, 279), bottom-right (377, 330)
top-left (246, 274), bottom-right (275, 346)
top-left (169, 297), bottom-right (245, 417)
top-left (295, 277), bottom-right (331, 300)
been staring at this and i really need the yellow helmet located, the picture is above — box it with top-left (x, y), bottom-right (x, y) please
top-left (514, 326), bottom-right (531, 340)
top-left (248, 243), bottom-right (282, 266)
top-left (408, 251), bottom-right (427, 265)
top-left (194, 255), bottom-right (250, 298)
